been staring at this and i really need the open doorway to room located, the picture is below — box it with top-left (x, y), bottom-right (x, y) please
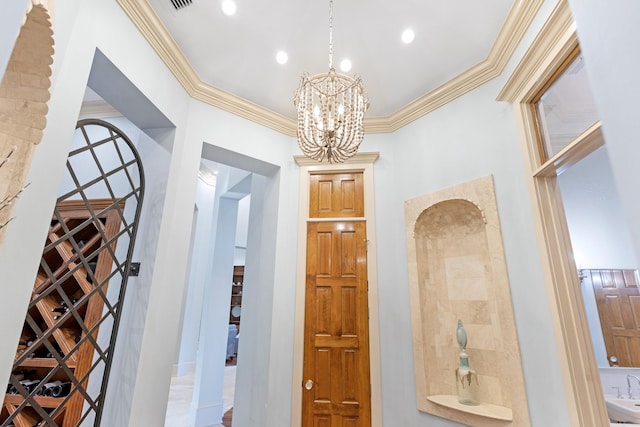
top-left (23, 48), bottom-right (178, 427)
top-left (558, 146), bottom-right (639, 369)
top-left (499, 22), bottom-right (640, 422)
top-left (164, 162), bottom-right (252, 427)
top-left (165, 143), bottom-right (280, 427)
top-left (4, 43), bottom-right (177, 425)
top-left (529, 49), bottom-right (640, 401)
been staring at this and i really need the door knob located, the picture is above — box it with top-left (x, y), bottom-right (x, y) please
top-left (304, 379), bottom-right (314, 390)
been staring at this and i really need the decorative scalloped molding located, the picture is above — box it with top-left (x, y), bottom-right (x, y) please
top-left (1, 1), bottom-right (54, 244)
top-left (117, 0), bottom-right (543, 136)
top-left (497, 0), bottom-right (577, 103)
top-left (22, 0), bottom-right (53, 25)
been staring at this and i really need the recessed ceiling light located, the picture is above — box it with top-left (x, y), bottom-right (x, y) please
top-left (340, 59), bottom-right (352, 72)
top-left (221, 0), bottom-right (236, 16)
top-left (276, 51), bottom-right (288, 65)
top-left (402, 28), bottom-right (415, 44)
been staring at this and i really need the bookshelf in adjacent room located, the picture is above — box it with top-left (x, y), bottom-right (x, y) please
top-left (229, 266), bottom-right (244, 331)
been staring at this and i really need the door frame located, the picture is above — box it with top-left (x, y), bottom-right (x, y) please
top-left (292, 152), bottom-right (381, 427)
top-left (497, 1), bottom-right (608, 425)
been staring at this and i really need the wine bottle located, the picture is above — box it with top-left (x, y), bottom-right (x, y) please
top-left (19, 379), bottom-right (40, 393)
top-left (41, 380), bottom-right (61, 396)
top-left (47, 342), bottom-right (64, 358)
top-left (18, 337), bottom-right (35, 346)
top-left (59, 298), bottom-right (77, 309)
top-left (8, 375), bottom-right (26, 394)
top-left (43, 380), bottom-right (71, 397)
top-left (7, 373), bottom-right (24, 393)
top-left (55, 381), bottom-right (71, 397)
top-left (86, 261), bottom-right (98, 282)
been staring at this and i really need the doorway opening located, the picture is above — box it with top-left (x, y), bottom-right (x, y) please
top-left (498, 5), bottom-right (639, 423)
top-left (558, 145), bottom-right (639, 368)
top-left (165, 146), bottom-right (279, 427)
top-left (1, 119), bottom-right (145, 427)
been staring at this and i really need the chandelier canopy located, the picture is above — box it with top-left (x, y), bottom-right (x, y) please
top-left (294, 0), bottom-right (369, 163)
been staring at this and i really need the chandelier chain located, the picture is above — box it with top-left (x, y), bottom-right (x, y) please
top-left (328, 0), bottom-right (333, 69)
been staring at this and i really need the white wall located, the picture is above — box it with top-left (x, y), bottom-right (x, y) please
top-left (567, 0), bottom-right (640, 266)
top-left (559, 145), bottom-right (637, 367)
top-left (234, 195), bottom-right (251, 265)
top-left (174, 179), bottom-right (216, 377)
top-left (358, 70), bottom-right (570, 426)
top-left (0, 0), bottom-right (29, 77)
top-left (559, 146), bottom-right (636, 269)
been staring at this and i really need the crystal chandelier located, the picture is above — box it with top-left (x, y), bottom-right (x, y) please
top-left (294, 0), bottom-right (369, 163)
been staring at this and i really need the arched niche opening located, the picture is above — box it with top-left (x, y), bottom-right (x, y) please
top-left (404, 176), bottom-right (530, 426)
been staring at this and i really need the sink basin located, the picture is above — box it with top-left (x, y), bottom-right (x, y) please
top-left (605, 396), bottom-right (640, 423)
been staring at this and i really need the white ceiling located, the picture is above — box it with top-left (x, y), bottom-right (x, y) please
top-left (146, 0), bottom-right (517, 120)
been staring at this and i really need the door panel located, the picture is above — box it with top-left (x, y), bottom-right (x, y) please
top-left (309, 173), bottom-right (364, 218)
top-left (303, 221), bottom-right (370, 427)
top-left (590, 269), bottom-right (640, 366)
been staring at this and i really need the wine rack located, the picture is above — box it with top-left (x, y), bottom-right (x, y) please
top-left (2, 199), bottom-right (123, 427)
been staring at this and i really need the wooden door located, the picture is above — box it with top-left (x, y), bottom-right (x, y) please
top-left (303, 220), bottom-right (371, 427)
top-left (590, 269), bottom-right (640, 366)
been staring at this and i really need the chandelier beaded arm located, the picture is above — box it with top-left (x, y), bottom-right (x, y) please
top-left (293, 0), bottom-right (369, 163)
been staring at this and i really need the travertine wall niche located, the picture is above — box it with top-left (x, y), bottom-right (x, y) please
top-left (404, 176), bottom-right (530, 426)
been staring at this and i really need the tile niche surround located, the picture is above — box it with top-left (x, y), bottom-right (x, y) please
top-left (404, 175), bottom-right (530, 426)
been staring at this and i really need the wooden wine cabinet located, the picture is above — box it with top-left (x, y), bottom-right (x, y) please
top-left (2, 199), bottom-right (123, 427)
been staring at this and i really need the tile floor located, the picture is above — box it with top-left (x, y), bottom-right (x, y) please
top-left (164, 366), bottom-right (236, 427)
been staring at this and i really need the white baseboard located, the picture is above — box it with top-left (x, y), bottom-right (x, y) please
top-left (191, 402), bottom-right (223, 427)
top-left (173, 361), bottom-right (196, 377)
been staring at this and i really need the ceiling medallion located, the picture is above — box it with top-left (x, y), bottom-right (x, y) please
top-left (293, 0), bottom-right (369, 163)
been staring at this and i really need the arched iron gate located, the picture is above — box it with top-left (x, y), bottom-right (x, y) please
top-left (2, 119), bottom-right (145, 426)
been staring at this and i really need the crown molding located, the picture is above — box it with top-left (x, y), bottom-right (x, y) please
top-left (117, 0), bottom-right (543, 136)
top-left (497, 0), bottom-right (577, 103)
top-left (365, 0), bottom-right (544, 134)
top-left (191, 80), bottom-right (296, 136)
top-left (116, 0), bottom-right (296, 136)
